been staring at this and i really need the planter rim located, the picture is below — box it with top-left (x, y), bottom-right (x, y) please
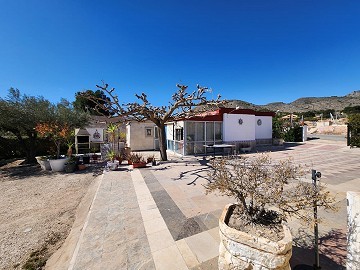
top-left (219, 203), bottom-right (292, 254)
top-left (132, 162), bottom-right (147, 168)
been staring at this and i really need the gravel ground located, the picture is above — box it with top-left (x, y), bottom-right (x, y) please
top-left (0, 160), bottom-right (103, 270)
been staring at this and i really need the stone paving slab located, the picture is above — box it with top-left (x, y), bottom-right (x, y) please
top-left (63, 140), bottom-right (359, 269)
top-left (69, 170), bottom-right (155, 270)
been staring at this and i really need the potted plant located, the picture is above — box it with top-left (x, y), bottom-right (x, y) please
top-left (35, 122), bottom-right (71, 172)
top-left (106, 150), bottom-right (119, 170)
top-left (129, 152), bottom-right (147, 168)
top-left (205, 154), bottom-right (336, 270)
top-left (106, 123), bottom-right (118, 151)
top-left (35, 156), bottom-right (52, 170)
top-left (115, 152), bottom-right (123, 164)
top-left (64, 156), bottom-right (77, 173)
top-left (118, 131), bottom-right (126, 149)
top-left (147, 154), bottom-right (155, 164)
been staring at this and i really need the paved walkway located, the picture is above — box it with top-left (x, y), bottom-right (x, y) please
top-left (55, 139), bottom-right (360, 269)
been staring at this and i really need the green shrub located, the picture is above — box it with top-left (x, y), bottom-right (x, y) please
top-left (0, 137), bottom-right (53, 161)
top-left (348, 114), bottom-right (360, 147)
top-left (284, 125), bottom-right (303, 142)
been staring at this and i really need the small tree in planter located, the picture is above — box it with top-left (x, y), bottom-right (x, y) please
top-left (35, 122), bottom-right (71, 159)
top-left (205, 154), bottom-right (336, 270)
top-left (106, 123), bottom-right (118, 152)
top-left (35, 122), bottom-right (72, 171)
top-left (106, 150), bottom-right (118, 170)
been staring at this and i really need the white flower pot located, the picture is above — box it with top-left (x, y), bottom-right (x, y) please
top-left (35, 157), bottom-right (51, 170)
top-left (218, 204), bottom-right (292, 270)
top-left (49, 158), bottom-right (68, 172)
top-left (107, 160), bottom-right (119, 170)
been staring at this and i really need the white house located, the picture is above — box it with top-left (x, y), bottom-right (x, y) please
top-left (166, 108), bottom-right (274, 155)
top-left (126, 120), bottom-right (159, 151)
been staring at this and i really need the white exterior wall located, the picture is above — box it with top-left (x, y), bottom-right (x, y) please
top-left (302, 125), bottom-right (308, 142)
top-left (166, 123), bottom-right (174, 140)
top-left (347, 192), bottom-right (360, 269)
top-left (223, 113), bottom-right (255, 141)
top-left (255, 116), bottom-right (272, 139)
top-left (127, 121), bottom-right (156, 151)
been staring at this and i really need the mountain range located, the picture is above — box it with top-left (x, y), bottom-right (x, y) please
top-left (226, 90), bottom-right (360, 113)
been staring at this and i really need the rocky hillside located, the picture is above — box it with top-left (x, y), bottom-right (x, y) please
top-left (226, 90), bottom-right (360, 113)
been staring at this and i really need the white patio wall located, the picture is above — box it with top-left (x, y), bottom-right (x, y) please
top-left (166, 122), bottom-right (174, 140)
top-left (347, 192), bottom-right (360, 269)
top-left (223, 113), bottom-right (255, 141)
top-left (255, 116), bottom-right (272, 139)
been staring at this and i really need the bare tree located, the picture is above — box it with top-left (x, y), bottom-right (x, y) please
top-left (205, 154), bottom-right (337, 226)
top-left (82, 83), bottom-right (224, 161)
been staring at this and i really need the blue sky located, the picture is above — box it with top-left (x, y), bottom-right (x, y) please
top-left (1, 0), bottom-right (359, 106)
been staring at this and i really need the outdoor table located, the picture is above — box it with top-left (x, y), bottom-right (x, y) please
top-left (204, 144), bottom-right (235, 157)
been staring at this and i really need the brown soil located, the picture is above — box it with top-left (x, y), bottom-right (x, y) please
top-left (227, 205), bottom-right (284, 242)
top-left (0, 160), bottom-right (103, 270)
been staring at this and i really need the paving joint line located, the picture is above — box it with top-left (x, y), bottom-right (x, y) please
top-left (67, 172), bottom-right (104, 270)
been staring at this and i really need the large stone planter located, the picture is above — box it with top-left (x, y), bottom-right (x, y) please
top-left (219, 204), bottom-right (292, 270)
top-left (49, 158), bottom-right (68, 172)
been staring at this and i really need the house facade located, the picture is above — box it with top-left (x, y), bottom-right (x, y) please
top-left (126, 120), bottom-right (159, 151)
top-left (166, 108), bottom-right (274, 155)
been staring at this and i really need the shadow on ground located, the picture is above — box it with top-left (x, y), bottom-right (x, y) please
top-left (0, 160), bottom-right (106, 181)
top-left (291, 228), bottom-right (346, 269)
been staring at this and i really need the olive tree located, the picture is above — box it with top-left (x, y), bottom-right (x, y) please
top-left (0, 89), bottom-right (54, 162)
top-left (0, 89), bottom-right (88, 163)
top-left (205, 154), bottom-right (336, 226)
top-left (82, 83), bottom-right (223, 161)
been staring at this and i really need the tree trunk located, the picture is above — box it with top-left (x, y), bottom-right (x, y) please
top-left (11, 129), bottom-right (38, 164)
top-left (158, 123), bottom-right (168, 161)
top-left (26, 132), bottom-right (37, 164)
top-left (56, 141), bottom-right (61, 159)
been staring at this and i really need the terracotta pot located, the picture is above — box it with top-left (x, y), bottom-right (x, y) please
top-left (218, 204), bottom-right (292, 270)
top-left (78, 164), bottom-right (86, 170)
top-left (132, 162), bottom-right (147, 168)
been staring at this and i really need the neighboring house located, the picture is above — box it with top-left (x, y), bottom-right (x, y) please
top-left (166, 108), bottom-right (274, 156)
top-left (126, 120), bottom-right (159, 151)
top-left (74, 115), bottom-right (126, 154)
